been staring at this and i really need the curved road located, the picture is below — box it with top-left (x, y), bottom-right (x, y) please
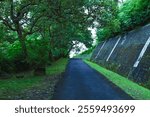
top-left (53, 59), bottom-right (132, 100)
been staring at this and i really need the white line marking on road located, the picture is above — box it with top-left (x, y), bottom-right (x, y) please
top-left (106, 36), bottom-right (121, 61)
top-left (95, 41), bottom-right (106, 60)
top-left (133, 37), bottom-right (150, 68)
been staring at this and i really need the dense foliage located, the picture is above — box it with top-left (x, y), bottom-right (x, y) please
top-left (1, 0), bottom-right (150, 74)
top-left (0, 0), bottom-right (88, 72)
top-left (0, 0), bottom-right (111, 74)
top-left (97, 0), bottom-right (150, 41)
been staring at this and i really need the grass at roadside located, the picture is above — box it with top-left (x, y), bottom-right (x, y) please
top-left (46, 58), bottom-right (68, 75)
top-left (84, 60), bottom-right (150, 100)
top-left (0, 76), bottom-right (43, 99)
top-left (0, 58), bottom-right (68, 99)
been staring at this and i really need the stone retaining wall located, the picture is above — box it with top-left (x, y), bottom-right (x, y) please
top-left (91, 24), bottom-right (150, 83)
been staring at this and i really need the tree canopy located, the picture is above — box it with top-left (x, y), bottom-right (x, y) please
top-left (97, 0), bottom-right (150, 41)
top-left (0, 0), bottom-right (96, 73)
top-left (0, 0), bottom-right (150, 74)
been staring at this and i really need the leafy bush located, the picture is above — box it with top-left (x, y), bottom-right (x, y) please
top-left (27, 37), bottom-right (49, 68)
top-left (0, 41), bottom-right (24, 73)
top-left (0, 37), bottom-right (50, 73)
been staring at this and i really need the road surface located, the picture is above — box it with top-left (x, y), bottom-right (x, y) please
top-left (53, 59), bottom-right (132, 100)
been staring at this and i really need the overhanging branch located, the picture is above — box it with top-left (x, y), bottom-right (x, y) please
top-left (0, 16), bottom-right (16, 31)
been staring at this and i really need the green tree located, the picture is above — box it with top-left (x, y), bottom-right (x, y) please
top-left (0, 0), bottom-right (46, 58)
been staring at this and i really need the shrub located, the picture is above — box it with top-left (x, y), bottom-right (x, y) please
top-left (27, 37), bottom-right (49, 69)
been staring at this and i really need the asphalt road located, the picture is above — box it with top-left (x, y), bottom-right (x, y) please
top-left (53, 59), bottom-right (132, 100)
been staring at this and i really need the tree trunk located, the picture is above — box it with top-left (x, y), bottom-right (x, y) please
top-left (19, 37), bottom-right (28, 58)
top-left (14, 21), bottom-right (27, 58)
top-left (17, 30), bottom-right (28, 58)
